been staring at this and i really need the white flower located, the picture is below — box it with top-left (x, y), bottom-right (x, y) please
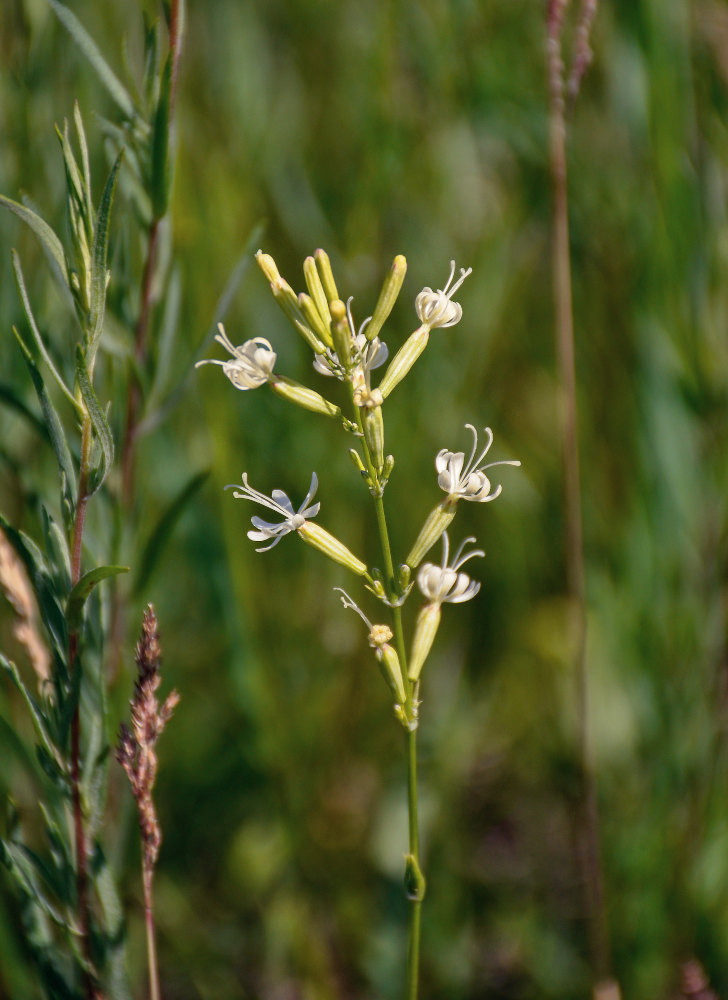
top-left (415, 260), bottom-right (472, 330)
top-left (196, 323), bottom-right (276, 390)
top-left (313, 298), bottom-right (388, 385)
top-left (417, 533), bottom-right (484, 605)
top-left (227, 472), bottom-right (320, 551)
top-left (437, 424), bottom-right (521, 502)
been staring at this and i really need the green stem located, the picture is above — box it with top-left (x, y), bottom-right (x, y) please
top-left (350, 393), bottom-right (422, 998)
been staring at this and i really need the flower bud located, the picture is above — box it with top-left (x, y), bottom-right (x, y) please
top-left (314, 248), bottom-right (340, 304)
top-left (376, 643), bottom-right (407, 705)
top-left (298, 292), bottom-right (333, 348)
top-left (406, 501), bottom-right (456, 569)
top-left (363, 405), bottom-right (384, 472)
top-left (330, 298), bottom-right (351, 368)
top-left (378, 327), bottom-right (429, 399)
top-left (255, 250), bottom-right (281, 283)
top-left (408, 602), bottom-right (441, 681)
top-left (349, 448), bottom-right (366, 475)
top-left (270, 278), bottom-right (327, 354)
top-left (298, 522), bottom-right (367, 576)
top-left (268, 375), bottom-right (340, 419)
top-left (303, 255), bottom-right (332, 326)
top-left (366, 254), bottom-right (407, 342)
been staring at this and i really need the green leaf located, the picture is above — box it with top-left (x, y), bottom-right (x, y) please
top-left (11, 250), bottom-right (80, 411)
top-left (151, 53), bottom-right (173, 219)
top-left (94, 845), bottom-right (132, 1000)
top-left (13, 327), bottom-right (77, 511)
top-left (0, 195), bottom-right (68, 285)
top-left (88, 151), bottom-right (123, 353)
top-left (134, 470), bottom-right (208, 593)
top-left (55, 120), bottom-right (88, 233)
top-left (66, 565), bottom-right (128, 632)
top-left (73, 102), bottom-right (93, 231)
top-left (74, 347), bottom-right (114, 495)
top-left (0, 840), bottom-right (66, 927)
top-left (47, 0), bottom-right (136, 121)
top-left (0, 655), bottom-right (63, 775)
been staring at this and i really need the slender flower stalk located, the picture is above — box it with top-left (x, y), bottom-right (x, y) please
top-left (117, 607), bottom-right (179, 1000)
top-left (547, 2), bottom-right (613, 994)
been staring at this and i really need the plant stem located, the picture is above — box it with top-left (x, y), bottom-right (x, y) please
top-left (351, 397), bottom-right (422, 998)
top-left (69, 414), bottom-right (93, 998)
top-left (406, 727), bottom-right (422, 1000)
top-left (546, 1), bottom-right (610, 984)
top-left (143, 865), bottom-right (161, 1000)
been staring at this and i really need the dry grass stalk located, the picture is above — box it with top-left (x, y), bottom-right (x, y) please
top-left (0, 527), bottom-right (50, 686)
top-left (117, 604), bottom-right (178, 1000)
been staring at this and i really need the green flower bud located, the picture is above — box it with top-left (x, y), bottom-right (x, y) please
top-left (349, 449), bottom-right (366, 475)
top-left (268, 375), bottom-right (340, 419)
top-left (376, 643), bottom-right (407, 705)
top-left (303, 255), bottom-right (332, 326)
top-left (330, 298), bottom-right (351, 368)
top-left (255, 250), bottom-right (281, 283)
top-left (378, 327), bottom-right (429, 399)
top-left (408, 602), bottom-right (441, 681)
top-left (366, 254), bottom-right (407, 342)
top-left (298, 292), bottom-right (333, 349)
top-left (406, 501), bottom-right (456, 568)
top-left (298, 522), bottom-right (367, 576)
top-left (270, 278), bottom-right (327, 354)
top-left (314, 248), bottom-right (339, 304)
top-left (363, 404), bottom-right (385, 472)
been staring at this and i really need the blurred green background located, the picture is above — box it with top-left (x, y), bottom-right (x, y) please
top-left (2, 0), bottom-right (728, 997)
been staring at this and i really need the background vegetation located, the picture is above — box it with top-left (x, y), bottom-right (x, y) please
top-left (2, 0), bottom-right (728, 997)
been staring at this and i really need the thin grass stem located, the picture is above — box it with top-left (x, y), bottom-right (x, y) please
top-left (546, 1), bottom-right (611, 987)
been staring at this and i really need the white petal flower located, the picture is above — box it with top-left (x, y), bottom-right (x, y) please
top-left (436, 424), bottom-right (521, 502)
top-left (416, 533), bottom-right (484, 605)
top-left (415, 260), bottom-right (472, 330)
top-left (195, 323), bottom-right (276, 390)
top-left (313, 298), bottom-right (388, 383)
top-left (226, 472), bottom-right (320, 551)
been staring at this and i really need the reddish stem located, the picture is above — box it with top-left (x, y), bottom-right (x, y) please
top-left (69, 418), bottom-right (94, 997)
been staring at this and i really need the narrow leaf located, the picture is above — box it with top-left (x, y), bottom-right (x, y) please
top-left (0, 655), bottom-right (60, 773)
top-left (14, 327), bottom-right (77, 507)
top-left (55, 121), bottom-right (87, 230)
top-left (75, 347), bottom-right (114, 495)
top-left (66, 565), bottom-right (128, 632)
top-left (0, 195), bottom-right (68, 285)
top-left (73, 101), bottom-right (93, 230)
top-left (47, 0), bottom-right (136, 120)
top-left (11, 251), bottom-right (80, 410)
top-left (134, 470), bottom-right (208, 593)
top-left (88, 151), bottom-right (123, 352)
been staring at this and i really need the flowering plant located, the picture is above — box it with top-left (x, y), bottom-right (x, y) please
top-left (197, 249), bottom-right (520, 997)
